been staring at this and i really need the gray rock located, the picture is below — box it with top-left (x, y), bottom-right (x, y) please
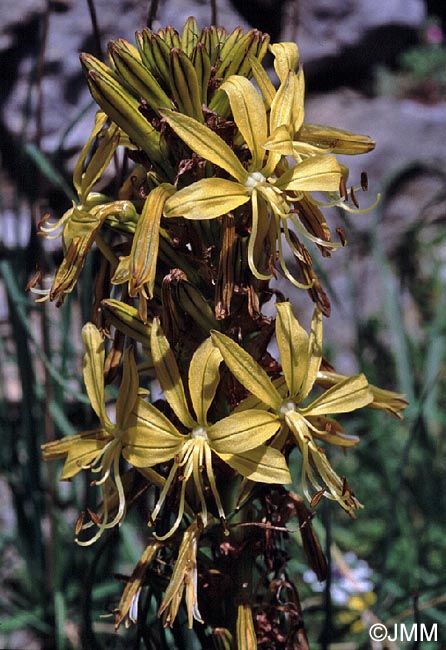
top-left (292, 0), bottom-right (426, 59)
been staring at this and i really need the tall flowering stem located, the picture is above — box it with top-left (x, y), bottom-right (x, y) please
top-left (38, 16), bottom-right (406, 647)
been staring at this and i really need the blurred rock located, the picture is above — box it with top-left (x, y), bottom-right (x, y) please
top-left (294, 0), bottom-right (426, 59)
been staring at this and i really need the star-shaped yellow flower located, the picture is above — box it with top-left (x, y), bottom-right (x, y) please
top-left (162, 71), bottom-right (343, 289)
top-left (212, 303), bottom-right (374, 514)
top-left (41, 323), bottom-right (141, 545)
top-left (122, 318), bottom-right (291, 539)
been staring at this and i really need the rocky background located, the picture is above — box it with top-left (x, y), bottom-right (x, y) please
top-left (1, 2), bottom-right (446, 648)
top-left (2, 0), bottom-right (444, 366)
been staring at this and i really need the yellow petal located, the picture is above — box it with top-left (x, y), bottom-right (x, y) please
top-left (122, 399), bottom-right (184, 466)
top-left (269, 71), bottom-right (296, 136)
top-left (151, 318), bottom-right (196, 428)
top-left (78, 122), bottom-right (120, 204)
top-left (164, 178), bottom-right (249, 220)
top-left (159, 108), bottom-right (248, 183)
top-left (298, 307), bottom-right (323, 401)
top-left (211, 331), bottom-right (282, 410)
top-left (270, 42), bottom-right (300, 81)
top-left (82, 323), bottom-right (113, 430)
top-left (306, 415), bottom-right (360, 447)
top-left (219, 445), bottom-right (291, 484)
top-left (61, 435), bottom-right (109, 480)
top-left (188, 337), bottom-right (222, 425)
top-left (301, 374), bottom-right (373, 417)
top-left (249, 54), bottom-right (275, 108)
top-left (221, 75), bottom-right (267, 171)
top-left (208, 409), bottom-right (280, 454)
top-left (292, 66), bottom-right (305, 132)
top-left (130, 184), bottom-right (175, 300)
top-left (275, 154), bottom-right (342, 193)
top-left (275, 301), bottom-right (310, 398)
top-left (263, 124), bottom-right (295, 157)
top-left (73, 111), bottom-right (107, 199)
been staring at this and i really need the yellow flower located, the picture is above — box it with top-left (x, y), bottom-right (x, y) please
top-left (42, 323), bottom-right (140, 545)
top-left (122, 318), bottom-right (291, 539)
top-left (162, 42), bottom-right (377, 289)
top-left (114, 539), bottom-right (160, 629)
top-left (158, 519), bottom-right (203, 628)
top-left (162, 72), bottom-right (343, 289)
top-left (211, 303), bottom-right (374, 514)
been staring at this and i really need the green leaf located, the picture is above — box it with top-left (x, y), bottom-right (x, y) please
top-left (188, 338), bottom-right (223, 425)
top-left (160, 108), bottom-right (249, 183)
top-left (211, 331), bottom-right (282, 410)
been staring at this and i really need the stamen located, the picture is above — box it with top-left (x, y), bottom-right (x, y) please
top-left (350, 186), bottom-right (359, 208)
top-left (360, 171), bottom-right (368, 191)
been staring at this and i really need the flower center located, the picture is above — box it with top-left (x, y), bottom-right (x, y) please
top-left (244, 171), bottom-right (266, 193)
top-left (191, 426), bottom-right (209, 442)
top-left (279, 401), bottom-right (296, 418)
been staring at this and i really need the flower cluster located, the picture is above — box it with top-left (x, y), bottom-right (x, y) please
top-left (39, 17), bottom-right (406, 640)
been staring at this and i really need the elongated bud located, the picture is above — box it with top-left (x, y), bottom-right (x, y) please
top-left (299, 123), bottom-right (376, 154)
top-left (176, 274), bottom-right (220, 333)
top-left (129, 183), bottom-right (175, 302)
top-left (108, 40), bottom-right (172, 114)
top-left (192, 42), bottom-right (212, 106)
top-left (198, 26), bottom-right (221, 66)
top-left (215, 214), bottom-right (235, 320)
top-left (163, 25), bottom-right (181, 49)
top-left (115, 540), bottom-right (160, 629)
top-left (138, 30), bottom-right (171, 86)
top-left (101, 298), bottom-right (151, 346)
top-left (169, 48), bottom-right (204, 122)
top-left (181, 16), bottom-right (199, 57)
top-left (236, 604), bottom-right (257, 650)
top-left (81, 54), bottom-right (172, 177)
top-left (77, 122), bottom-right (120, 204)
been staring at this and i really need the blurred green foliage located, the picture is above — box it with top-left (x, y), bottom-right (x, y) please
top-left (1, 6), bottom-right (445, 649)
